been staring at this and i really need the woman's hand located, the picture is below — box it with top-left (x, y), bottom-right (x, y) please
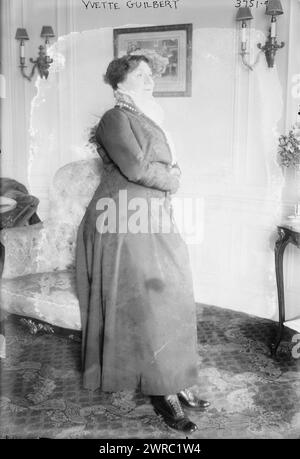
top-left (166, 164), bottom-right (181, 194)
top-left (170, 163), bottom-right (181, 178)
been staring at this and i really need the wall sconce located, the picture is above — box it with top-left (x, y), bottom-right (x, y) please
top-left (236, 0), bottom-right (285, 71)
top-left (257, 0), bottom-right (285, 68)
top-left (15, 26), bottom-right (55, 81)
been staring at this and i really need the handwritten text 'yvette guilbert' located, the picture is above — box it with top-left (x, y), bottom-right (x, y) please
top-left (81, 0), bottom-right (180, 10)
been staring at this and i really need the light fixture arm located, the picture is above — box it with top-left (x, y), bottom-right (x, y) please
top-left (19, 62), bottom-right (36, 82)
top-left (239, 41), bottom-right (262, 71)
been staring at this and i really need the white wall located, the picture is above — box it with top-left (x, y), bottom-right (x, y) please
top-left (1, 0), bottom-right (300, 321)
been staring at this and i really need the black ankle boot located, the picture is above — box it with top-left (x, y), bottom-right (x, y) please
top-left (150, 394), bottom-right (198, 434)
top-left (178, 388), bottom-right (210, 411)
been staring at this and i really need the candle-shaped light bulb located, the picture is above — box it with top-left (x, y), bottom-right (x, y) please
top-left (45, 38), bottom-right (49, 55)
top-left (271, 17), bottom-right (277, 38)
top-left (0, 74), bottom-right (6, 99)
top-left (20, 41), bottom-right (25, 58)
top-left (241, 22), bottom-right (247, 43)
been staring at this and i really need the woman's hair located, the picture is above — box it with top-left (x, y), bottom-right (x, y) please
top-left (103, 54), bottom-right (150, 90)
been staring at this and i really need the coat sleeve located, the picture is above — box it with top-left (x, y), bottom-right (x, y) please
top-left (96, 109), bottom-right (180, 193)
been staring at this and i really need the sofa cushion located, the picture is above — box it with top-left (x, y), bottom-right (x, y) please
top-left (1, 223), bottom-right (76, 279)
top-left (0, 270), bottom-right (81, 330)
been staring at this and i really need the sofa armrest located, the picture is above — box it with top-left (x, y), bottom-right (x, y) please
top-left (0, 222), bottom-right (76, 279)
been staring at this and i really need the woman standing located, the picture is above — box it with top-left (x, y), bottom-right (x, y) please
top-left (75, 55), bottom-right (209, 434)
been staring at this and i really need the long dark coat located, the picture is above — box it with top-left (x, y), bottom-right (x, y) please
top-left (75, 103), bottom-right (199, 395)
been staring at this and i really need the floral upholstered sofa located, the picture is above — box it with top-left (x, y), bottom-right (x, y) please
top-left (0, 158), bottom-right (102, 333)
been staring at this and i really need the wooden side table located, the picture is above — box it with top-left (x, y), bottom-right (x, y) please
top-left (273, 222), bottom-right (300, 355)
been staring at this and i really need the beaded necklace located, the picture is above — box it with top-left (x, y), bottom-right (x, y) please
top-left (115, 101), bottom-right (140, 114)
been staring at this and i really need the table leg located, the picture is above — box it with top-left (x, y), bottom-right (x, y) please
top-left (0, 319), bottom-right (5, 359)
top-left (272, 228), bottom-right (291, 356)
top-left (0, 241), bottom-right (4, 277)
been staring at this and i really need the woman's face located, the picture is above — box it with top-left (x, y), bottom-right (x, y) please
top-left (118, 61), bottom-right (154, 96)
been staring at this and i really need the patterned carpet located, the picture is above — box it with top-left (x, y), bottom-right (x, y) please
top-left (0, 304), bottom-right (300, 439)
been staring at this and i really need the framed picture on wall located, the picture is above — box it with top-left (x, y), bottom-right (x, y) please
top-left (113, 24), bottom-right (193, 97)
